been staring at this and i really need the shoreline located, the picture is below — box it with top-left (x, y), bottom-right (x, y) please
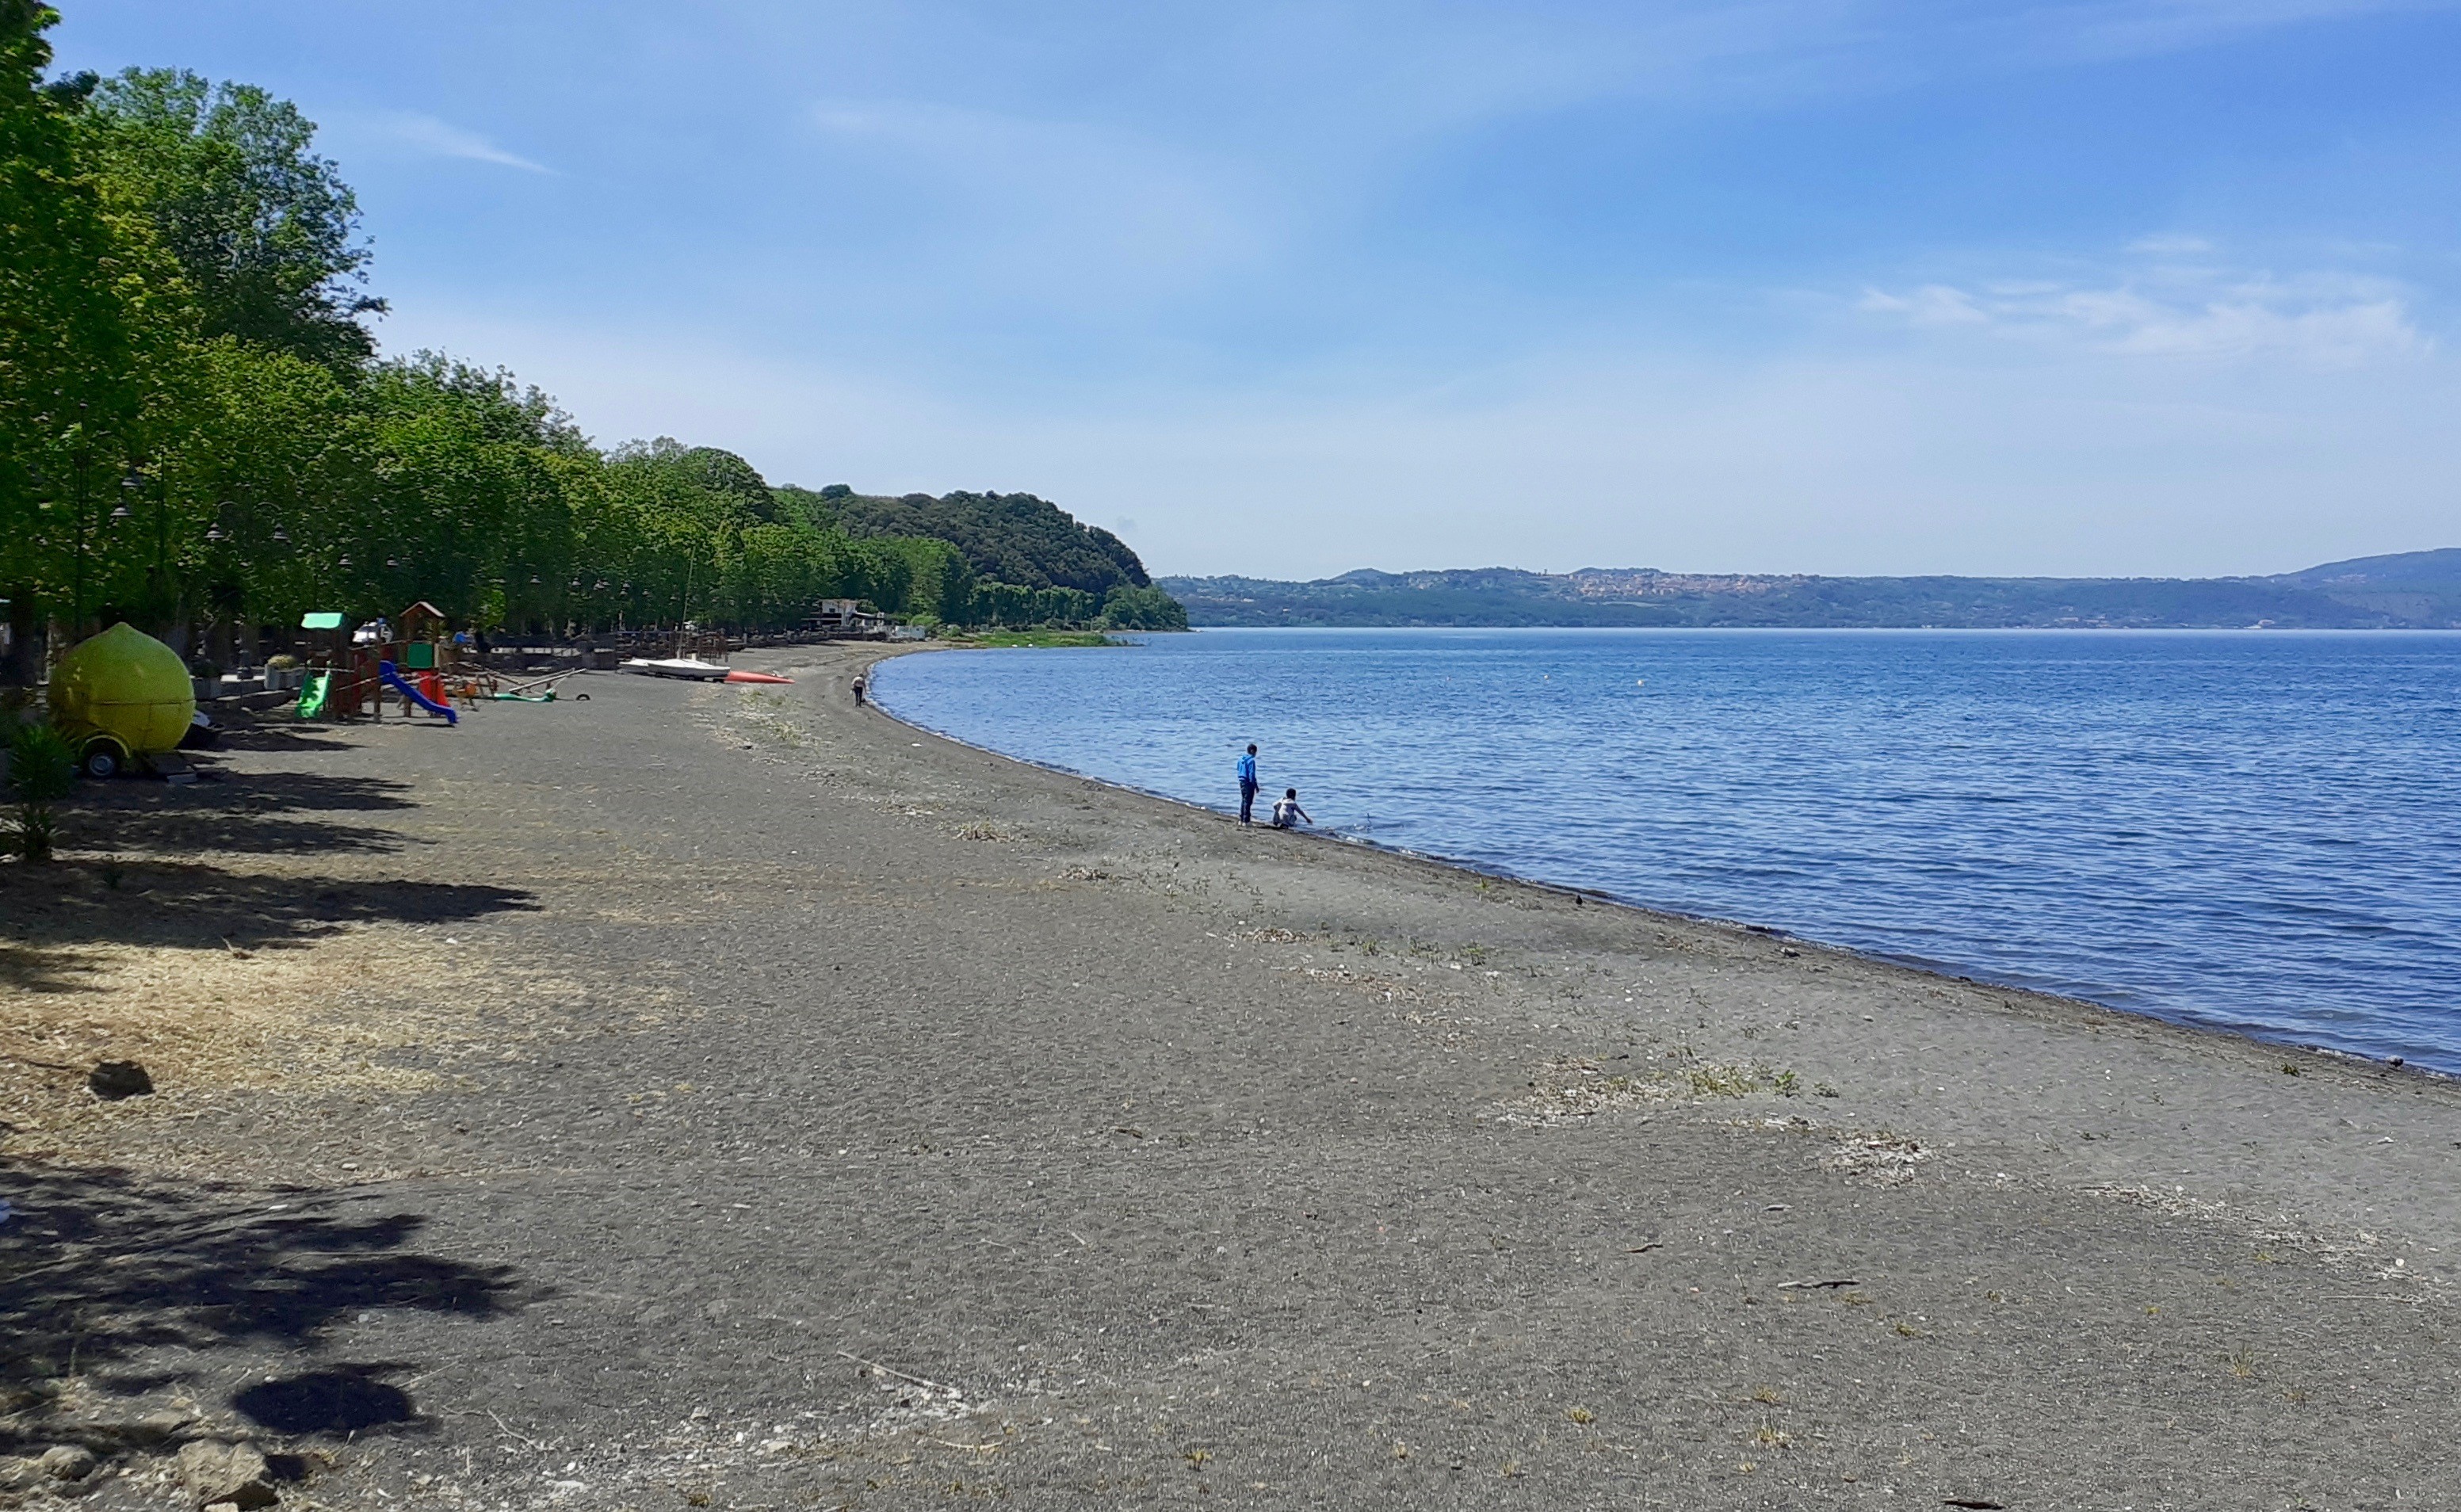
top-left (867, 640), bottom-right (2451, 1087)
top-left (6, 642), bottom-right (2455, 1506)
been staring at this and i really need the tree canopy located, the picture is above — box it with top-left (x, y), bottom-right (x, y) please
top-left (0, 5), bottom-right (1182, 674)
top-left (81, 67), bottom-right (382, 368)
top-left (827, 490), bottom-right (1152, 595)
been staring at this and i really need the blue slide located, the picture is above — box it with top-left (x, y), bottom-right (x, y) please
top-left (378, 659), bottom-right (459, 724)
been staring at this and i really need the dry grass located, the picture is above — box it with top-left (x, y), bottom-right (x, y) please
top-left (0, 918), bottom-right (546, 1179)
top-left (1821, 1133), bottom-right (1932, 1186)
top-left (1502, 1055), bottom-right (1803, 1125)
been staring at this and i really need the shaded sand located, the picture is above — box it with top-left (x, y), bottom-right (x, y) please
top-left (2, 643), bottom-right (2455, 1509)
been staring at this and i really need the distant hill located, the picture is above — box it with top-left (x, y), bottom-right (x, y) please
top-left (1156, 554), bottom-right (2461, 629)
top-left (2264, 548), bottom-right (2461, 627)
top-left (782, 486), bottom-right (1151, 596)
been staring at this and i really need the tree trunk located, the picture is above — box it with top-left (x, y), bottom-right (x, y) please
top-left (0, 590), bottom-right (41, 688)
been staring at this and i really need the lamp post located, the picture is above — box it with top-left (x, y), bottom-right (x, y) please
top-left (150, 468), bottom-right (173, 624)
top-left (67, 455), bottom-right (90, 638)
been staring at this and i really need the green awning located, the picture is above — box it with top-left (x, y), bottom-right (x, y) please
top-left (300, 612), bottom-right (345, 630)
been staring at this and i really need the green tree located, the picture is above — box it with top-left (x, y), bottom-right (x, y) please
top-left (1101, 584), bottom-right (1189, 631)
top-left (4, 32), bottom-right (1175, 659)
top-left (81, 67), bottom-right (381, 368)
top-left (0, 3), bottom-right (199, 657)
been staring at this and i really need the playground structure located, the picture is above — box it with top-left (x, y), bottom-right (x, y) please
top-left (48, 622), bottom-right (197, 778)
top-left (292, 600), bottom-right (498, 724)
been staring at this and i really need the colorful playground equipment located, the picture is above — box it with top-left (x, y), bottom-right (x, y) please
top-left (48, 622), bottom-right (197, 778)
top-left (379, 659), bottom-right (457, 724)
top-left (294, 601), bottom-right (488, 724)
top-left (485, 666), bottom-right (590, 702)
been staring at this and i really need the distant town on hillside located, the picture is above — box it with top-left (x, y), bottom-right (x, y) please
top-left (1157, 548), bottom-right (2461, 630)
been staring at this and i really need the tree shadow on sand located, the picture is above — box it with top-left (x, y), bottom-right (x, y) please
top-left (0, 1163), bottom-right (524, 1454)
top-left (0, 862), bottom-right (535, 994)
top-left (2, 760), bottom-right (537, 993)
top-left (67, 769), bottom-right (424, 859)
top-left (210, 720), bottom-right (358, 754)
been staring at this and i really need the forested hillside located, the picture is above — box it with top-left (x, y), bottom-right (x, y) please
top-left (1160, 561), bottom-right (2461, 628)
top-left (811, 490), bottom-right (1149, 594)
top-left (2268, 548), bottom-right (2461, 627)
top-left (0, 5), bottom-right (1180, 678)
top-left (778, 485), bottom-right (1185, 632)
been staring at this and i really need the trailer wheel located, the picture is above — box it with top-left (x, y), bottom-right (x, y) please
top-left (79, 743), bottom-right (123, 780)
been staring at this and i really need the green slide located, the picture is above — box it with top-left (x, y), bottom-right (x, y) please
top-left (296, 670), bottom-right (332, 720)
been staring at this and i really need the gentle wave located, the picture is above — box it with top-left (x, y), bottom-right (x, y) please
top-left (874, 627), bottom-right (2461, 1072)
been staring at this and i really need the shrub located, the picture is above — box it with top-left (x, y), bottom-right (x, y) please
top-left (5, 722), bottom-right (79, 863)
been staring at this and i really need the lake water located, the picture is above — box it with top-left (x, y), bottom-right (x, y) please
top-left (873, 628), bottom-right (2461, 1073)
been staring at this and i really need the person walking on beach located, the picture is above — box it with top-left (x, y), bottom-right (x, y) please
top-left (1237, 743), bottom-right (1259, 827)
top-left (1271, 788), bottom-right (1312, 830)
top-left (852, 674), bottom-right (866, 707)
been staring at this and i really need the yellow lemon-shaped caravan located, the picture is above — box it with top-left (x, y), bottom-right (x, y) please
top-left (48, 622), bottom-right (196, 779)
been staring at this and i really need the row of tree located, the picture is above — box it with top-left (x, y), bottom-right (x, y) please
top-left (0, 4), bottom-right (1181, 679)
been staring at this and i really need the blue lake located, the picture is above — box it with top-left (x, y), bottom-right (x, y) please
top-left (873, 628), bottom-right (2461, 1072)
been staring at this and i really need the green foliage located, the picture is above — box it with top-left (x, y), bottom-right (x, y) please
top-left (0, 2), bottom-right (193, 635)
top-left (4, 716), bottom-right (72, 801)
top-left (834, 490), bottom-right (1150, 595)
top-left (0, 24), bottom-right (1187, 655)
top-left (1099, 584), bottom-right (1189, 631)
top-left (965, 581), bottom-right (1104, 628)
top-left (80, 67), bottom-right (381, 367)
top-left (5, 718), bottom-right (75, 861)
top-left (948, 628), bottom-right (1115, 648)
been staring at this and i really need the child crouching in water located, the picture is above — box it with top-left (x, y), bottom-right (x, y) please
top-left (1271, 788), bottom-right (1312, 830)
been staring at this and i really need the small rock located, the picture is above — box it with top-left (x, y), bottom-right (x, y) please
top-left (90, 1060), bottom-right (154, 1100)
top-left (39, 1445), bottom-right (97, 1480)
top-left (179, 1441), bottom-right (279, 1509)
top-left (129, 1408), bottom-right (197, 1445)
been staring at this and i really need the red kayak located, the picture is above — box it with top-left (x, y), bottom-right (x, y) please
top-left (724, 670), bottom-right (794, 684)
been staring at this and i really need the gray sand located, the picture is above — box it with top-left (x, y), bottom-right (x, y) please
top-left (3, 641), bottom-right (2455, 1510)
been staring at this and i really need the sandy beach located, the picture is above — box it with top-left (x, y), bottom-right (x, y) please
top-left (4, 640), bottom-right (2455, 1510)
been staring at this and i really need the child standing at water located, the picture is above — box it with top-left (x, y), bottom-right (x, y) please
top-left (1237, 743), bottom-right (1259, 826)
top-left (1271, 788), bottom-right (1311, 830)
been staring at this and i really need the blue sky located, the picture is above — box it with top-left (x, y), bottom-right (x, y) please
top-left (53, 1), bottom-right (2461, 578)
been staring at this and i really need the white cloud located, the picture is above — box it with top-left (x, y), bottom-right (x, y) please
top-left (352, 111), bottom-right (551, 173)
top-left (1860, 249), bottom-right (2429, 366)
top-left (379, 293), bottom-right (2461, 582)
